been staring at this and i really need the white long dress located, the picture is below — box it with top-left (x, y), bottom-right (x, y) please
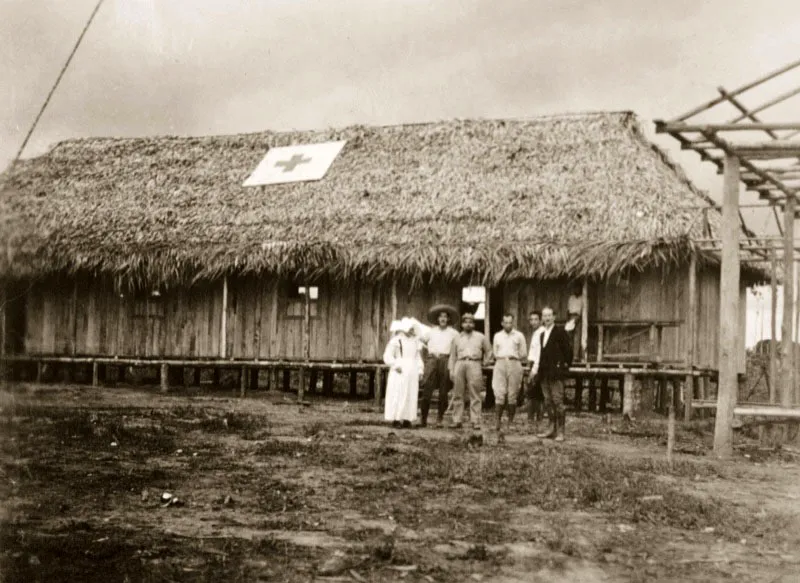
top-left (383, 334), bottom-right (424, 422)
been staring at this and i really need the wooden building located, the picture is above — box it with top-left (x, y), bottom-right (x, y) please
top-left (0, 112), bottom-right (765, 407)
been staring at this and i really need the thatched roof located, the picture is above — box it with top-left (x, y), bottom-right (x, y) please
top-left (0, 111), bottom-right (756, 286)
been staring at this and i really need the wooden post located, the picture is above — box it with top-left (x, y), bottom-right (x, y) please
top-left (374, 366), bottom-right (383, 407)
top-left (713, 153), bottom-right (741, 458)
top-left (300, 285), bottom-right (311, 403)
top-left (92, 361), bottom-right (99, 387)
top-left (240, 366), bottom-right (247, 397)
top-left (250, 368), bottom-right (259, 392)
top-left (622, 373), bottom-right (635, 420)
top-left (769, 250), bottom-right (779, 403)
top-left (220, 276), bottom-right (228, 359)
top-left (795, 260), bottom-right (800, 405)
top-left (596, 324), bottom-right (604, 363)
top-left (282, 369), bottom-right (291, 392)
top-left (36, 361), bottom-right (43, 383)
top-left (685, 253), bottom-right (697, 422)
top-left (71, 279), bottom-right (79, 356)
top-left (780, 196), bottom-right (796, 410)
top-left (484, 287), bottom-right (491, 338)
top-left (649, 324), bottom-right (657, 359)
top-left (160, 363), bottom-right (169, 393)
top-left (368, 370), bottom-right (376, 399)
top-left (667, 380), bottom-right (676, 471)
top-left (581, 278), bottom-right (589, 364)
top-left (349, 371), bottom-right (358, 398)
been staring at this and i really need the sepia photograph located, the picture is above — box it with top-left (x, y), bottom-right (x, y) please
top-left (1, 1), bottom-right (800, 581)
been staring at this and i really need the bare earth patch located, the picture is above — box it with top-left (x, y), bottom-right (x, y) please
top-left (1, 383), bottom-right (799, 582)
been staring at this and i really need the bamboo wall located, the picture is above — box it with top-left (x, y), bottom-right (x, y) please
top-left (17, 265), bottom-right (746, 372)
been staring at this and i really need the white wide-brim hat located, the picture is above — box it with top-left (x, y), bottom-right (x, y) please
top-left (390, 319), bottom-right (413, 334)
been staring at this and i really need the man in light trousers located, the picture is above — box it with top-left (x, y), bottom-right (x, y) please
top-left (449, 313), bottom-right (493, 430)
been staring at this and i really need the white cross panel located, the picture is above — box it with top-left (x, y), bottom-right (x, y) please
top-left (242, 140), bottom-right (347, 186)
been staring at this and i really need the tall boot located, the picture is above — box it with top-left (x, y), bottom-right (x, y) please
top-left (537, 406), bottom-right (557, 439)
top-left (420, 399), bottom-right (430, 427)
top-left (495, 404), bottom-right (506, 432)
top-left (554, 412), bottom-right (566, 442)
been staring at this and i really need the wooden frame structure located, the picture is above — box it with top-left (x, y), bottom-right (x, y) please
top-left (656, 58), bottom-right (800, 457)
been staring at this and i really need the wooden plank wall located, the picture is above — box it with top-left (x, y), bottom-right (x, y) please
top-left (224, 277), bottom-right (461, 361)
top-left (21, 267), bottom-right (746, 371)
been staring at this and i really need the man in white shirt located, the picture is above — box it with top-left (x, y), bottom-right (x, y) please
top-left (525, 310), bottom-right (545, 431)
top-left (491, 314), bottom-right (528, 432)
top-left (418, 305), bottom-right (460, 427)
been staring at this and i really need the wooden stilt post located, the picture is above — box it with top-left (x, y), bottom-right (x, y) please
top-left (160, 363), bottom-right (169, 393)
top-left (780, 196), bottom-right (796, 412)
top-left (323, 370), bottom-right (334, 397)
top-left (622, 373), bottom-right (635, 420)
top-left (770, 249), bottom-right (778, 403)
top-left (581, 278), bottom-right (589, 364)
top-left (220, 276), bottom-right (228, 359)
top-left (239, 366), bottom-right (247, 397)
top-left (795, 260), bottom-right (800, 405)
top-left (92, 361), bottom-right (99, 387)
top-left (349, 371), bottom-right (358, 398)
top-left (250, 368), bottom-right (259, 391)
top-left (36, 361), bottom-right (43, 383)
top-left (282, 369), bottom-right (291, 392)
top-left (685, 253), bottom-right (697, 422)
top-left (374, 367), bottom-right (383, 408)
top-left (667, 379), bottom-right (676, 471)
top-left (368, 370), bottom-right (376, 399)
top-left (713, 153), bottom-right (741, 458)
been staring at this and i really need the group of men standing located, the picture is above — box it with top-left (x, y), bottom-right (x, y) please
top-left (417, 303), bottom-right (573, 441)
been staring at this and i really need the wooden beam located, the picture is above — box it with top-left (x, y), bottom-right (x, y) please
top-left (770, 249), bottom-right (779, 404)
top-left (580, 278), bottom-right (589, 365)
top-left (685, 253), bottom-right (697, 422)
top-left (713, 154), bottom-right (741, 458)
top-left (728, 85), bottom-right (800, 123)
top-left (661, 122), bottom-right (800, 133)
top-left (668, 58), bottom-right (800, 122)
top-left (781, 196), bottom-right (796, 409)
top-left (220, 276), bottom-right (228, 359)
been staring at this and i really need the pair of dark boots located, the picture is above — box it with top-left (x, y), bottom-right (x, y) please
top-left (391, 420), bottom-right (412, 429)
top-left (494, 403), bottom-right (517, 432)
top-left (536, 409), bottom-right (566, 442)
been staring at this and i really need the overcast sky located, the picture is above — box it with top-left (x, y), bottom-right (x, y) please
top-left (2, 0), bottom-right (800, 345)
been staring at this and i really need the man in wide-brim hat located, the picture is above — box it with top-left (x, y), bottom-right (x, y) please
top-left (426, 304), bottom-right (459, 326)
top-left (417, 304), bottom-right (460, 427)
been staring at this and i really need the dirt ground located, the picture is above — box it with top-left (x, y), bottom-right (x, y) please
top-left (2, 382), bottom-right (800, 583)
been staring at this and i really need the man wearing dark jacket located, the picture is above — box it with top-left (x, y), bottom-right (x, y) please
top-left (531, 307), bottom-right (573, 442)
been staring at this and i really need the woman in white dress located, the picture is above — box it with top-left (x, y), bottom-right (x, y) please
top-left (383, 318), bottom-right (424, 428)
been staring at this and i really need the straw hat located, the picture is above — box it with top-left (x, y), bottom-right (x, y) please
top-left (427, 303), bottom-right (459, 325)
